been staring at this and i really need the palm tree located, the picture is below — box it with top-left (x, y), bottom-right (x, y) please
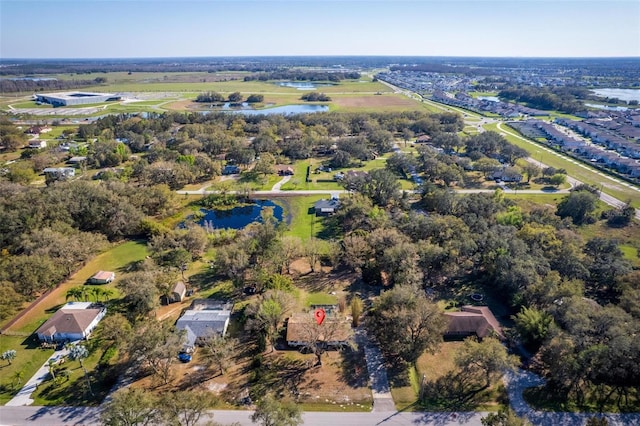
top-left (65, 287), bottom-right (83, 302)
top-left (68, 345), bottom-right (92, 395)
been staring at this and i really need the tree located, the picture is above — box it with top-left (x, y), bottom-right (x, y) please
top-left (117, 271), bottom-right (160, 319)
top-left (101, 387), bottom-right (161, 426)
top-left (253, 152), bottom-right (276, 176)
top-left (294, 313), bottom-right (350, 366)
top-left (521, 161), bottom-right (541, 183)
top-left (367, 285), bottom-right (446, 364)
top-left (248, 290), bottom-right (295, 352)
top-left (98, 313), bottom-right (132, 347)
top-left (481, 407), bottom-right (530, 426)
top-left (455, 337), bottom-right (518, 389)
top-left (279, 236), bottom-right (302, 275)
top-left (351, 168), bottom-right (401, 207)
top-left (251, 393), bottom-right (303, 426)
top-left (200, 333), bottom-right (236, 376)
top-left (1, 349), bottom-right (16, 365)
top-left (246, 94), bottom-right (264, 103)
top-left (513, 306), bottom-right (553, 351)
top-left (160, 390), bottom-right (215, 426)
top-left (556, 190), bottom-right (598, 225)
top-left (549, 173), bottom-right (566, 188)
top-left (127, 321), bottom-right (184, 385)
top-left (68, 344), bottom-right (92, 395)
top-left (350, 297), bottom-right (363, 327)
top-left (228, 92), bottom-right (243, 103)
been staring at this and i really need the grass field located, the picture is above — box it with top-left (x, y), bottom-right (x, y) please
top-left (0, 334), bottom-right (54, 405)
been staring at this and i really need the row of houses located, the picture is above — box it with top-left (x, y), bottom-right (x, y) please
top-left (509, 119), bottom-right (640, 179)
top-left (431, 91), bottom-right (547, 118)
top-left (556, 118), bottom-right (640, 159)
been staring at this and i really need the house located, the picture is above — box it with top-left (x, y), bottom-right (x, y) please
top-left (28, 140), bottom-right (47, 149)
top-left (415, 135), bottom-right (432, 144)
top-left (43, 167), bottom-right (75, 181)
top-left (222, 165), bottom-right (240, 175)
top-left (88, 271), bottom-right (115, 284)
top-left (491, 169), bottom-right (522, 183)
top-left (175, 300), bottom-right (232, 348)
top-left (285, 312), bottom-right (352, 349)
top-left (165, 281), bottom-right (187, 304)
top-left (276, 165), bottom-right (295, 176)
top-left (444, 306), bottom-right (505, 340)
top-left (67, 156), bottom-right (87, 167)
top-left (35, 302), bottom-right (106, 343)
top-left (25, 126), bottom-right (52, 135)
top-left (313, 198), bottom-right (340, 216)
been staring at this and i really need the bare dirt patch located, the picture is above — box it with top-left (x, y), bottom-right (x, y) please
top-left (164, 100), bottom-right (194, 110)
top-left (333, 94), bottom-right (419, 109)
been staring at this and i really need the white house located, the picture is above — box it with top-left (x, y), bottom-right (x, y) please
top-left (35, 302), bottom-right (106, 343)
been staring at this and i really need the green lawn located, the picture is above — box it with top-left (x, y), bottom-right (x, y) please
top-left (0, 335), bottom-right (54, 405)
top-left (276, 195), bottom-right (326, 240)
top-left (304, 292), bottom-right (338, 307)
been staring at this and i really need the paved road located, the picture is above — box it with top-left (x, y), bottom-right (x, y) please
top-left (0, 406), bottom-right (487, 426)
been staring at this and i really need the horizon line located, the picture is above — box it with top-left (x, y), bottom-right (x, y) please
top-left (2, 55), bottom-right (640, 61)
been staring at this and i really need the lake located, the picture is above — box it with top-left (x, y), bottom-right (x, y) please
top-left (275, 81), bottom-right (337, 90)
top-left (199, 104), bottom-right (329, 116)
top-left (591, 88), bottom-right (640, 102)
top-left (196, 200), bottom-right (284, 230)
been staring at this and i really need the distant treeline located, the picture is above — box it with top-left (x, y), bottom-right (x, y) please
top-left (0, 77), bottom-right (106, 94)
top-left (498, 86), bottom-right (589, 113)
top-left (243, 70), bottom-right (361, 82)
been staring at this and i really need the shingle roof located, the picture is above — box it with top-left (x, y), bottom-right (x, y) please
top-left (285, 313), bottom-right (352, 344)
top-left (36, 308), bottom-right (103, 337)
top-left (444, 306), bottom-right (504, 340)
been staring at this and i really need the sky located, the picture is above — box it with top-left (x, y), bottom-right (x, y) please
top-left (1, 0), bottom-right (639, 58)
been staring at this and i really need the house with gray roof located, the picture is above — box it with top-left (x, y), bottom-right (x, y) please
top-left (175, 300), bottom-right (232, 348)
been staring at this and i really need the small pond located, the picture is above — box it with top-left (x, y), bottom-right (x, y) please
top-left (195, 199), bottom-right (284, 230)
top-left (478, 96), bottom-right (500, 102)
top-left (275, 81), bottom-right (337, 90)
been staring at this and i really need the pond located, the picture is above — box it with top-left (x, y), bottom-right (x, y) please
top-left (275, 81), bottom-right (337, 90)
top-left (195, 199), bottom-right (284, 230)
top-left (591, 88), bottom-right (640, 103)
top-left (199, 104), bottom-right (329, 116)
top-left (585, 103), bottom-right (629, 111)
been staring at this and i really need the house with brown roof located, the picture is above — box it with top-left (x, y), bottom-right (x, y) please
top-left (276, 165), bottom-right (295, 176)
top-left (285, 313), bottom-right (352, 349)
top-left (444, 306), bottom-right (505, 340)
top-left (35, 302), bottom-right (106, 343)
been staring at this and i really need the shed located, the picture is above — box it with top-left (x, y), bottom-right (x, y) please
top-left (168, 281), bottom-right (187, 304)
top-left (88, 271), bottom-right (115, 284)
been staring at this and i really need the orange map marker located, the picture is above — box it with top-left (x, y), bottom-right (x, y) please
top-left (315, 308), bottom-right (326, 325)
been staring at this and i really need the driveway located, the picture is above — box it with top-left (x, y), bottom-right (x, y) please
top-left (355, 328), bottom-right (396, 412)
top-left (6, 348), bottom-right (69, 407)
